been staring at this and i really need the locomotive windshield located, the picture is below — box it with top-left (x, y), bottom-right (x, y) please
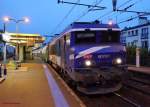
top-left (74, 30), bottom-right (120, 44)
top-left (75, 32), bottom-right (96, 44)
top-left (100, 31), bottom-right (120, 43)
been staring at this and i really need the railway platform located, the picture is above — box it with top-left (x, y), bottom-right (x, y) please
top-left (128, 65), bottom-right (150, 75)
top-left (0, 58), bottom-right (85, 107)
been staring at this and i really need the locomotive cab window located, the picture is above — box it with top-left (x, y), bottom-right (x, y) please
top-left (75, 32), bottom-right (96, 44)
top-left (100, 31), bottom-right (120, 43)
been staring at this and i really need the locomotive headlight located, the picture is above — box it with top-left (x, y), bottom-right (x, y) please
top-left (116, 58), bottom-right (122, 64)
top-left (85, 60), bottom-right (92, 66)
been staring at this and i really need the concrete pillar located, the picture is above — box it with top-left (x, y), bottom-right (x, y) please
top-left (136, 47), bottom-right (140, 67)
top-left (15, 44), bottom-right (19, 60)
top-left (30, 51), bottom-right (32, 60)
top-left (24, 47), bottom-right (33, 60)
top-left (19, 46), bottom-right (24, 62)
top-left (3, 43), bottom-right (7, 63)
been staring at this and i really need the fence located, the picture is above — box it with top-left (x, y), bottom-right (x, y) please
top-left (126, 46), bottom-right (150, 66)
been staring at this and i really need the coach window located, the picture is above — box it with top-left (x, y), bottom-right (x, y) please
top-left (75, 32), bottom-right (96, 44)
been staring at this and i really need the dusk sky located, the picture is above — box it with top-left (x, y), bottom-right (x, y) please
top-left (0, 0), bottom-right (149, 37)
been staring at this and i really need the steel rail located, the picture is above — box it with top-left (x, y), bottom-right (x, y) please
top-left (113, 92), bottom-right (141, 107)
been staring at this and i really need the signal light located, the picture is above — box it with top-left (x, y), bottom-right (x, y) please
top-left (83, 54), bottom-right (92, 59)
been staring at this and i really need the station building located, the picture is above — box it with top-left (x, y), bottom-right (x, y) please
top-left (121, 17), bottom-right (150, 51)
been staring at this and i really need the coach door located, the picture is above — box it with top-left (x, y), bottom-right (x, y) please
top-left (65, 34), bottom-right (71, 69)
top-left (60, 34), bottom-right (71, 70)
top-left (60, 37), bottom-right (65, 69)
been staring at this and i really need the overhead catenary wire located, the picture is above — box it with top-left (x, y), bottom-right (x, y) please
top-left (117, 0), bottom-right (134, 9)
top-left (116, 0), bottom-right (150, 25)
top-left (53, 0), bottom-right (104, 35)
top-left (95, 0), bottom-right (135, 21)
top-left (123, 0), bottom-right (142, 11)
top-left (51, 0), bottom-right (144, 37)
top-left (118, 13), bottom-right (150, 24)
top-left (52, 0), bottom-right (133, 35)
top-left (74, 0), bottom-right (104, 22)
top-left (58, 0), bottom-right (106, 9)
top-left (116, 0), bottom-right (143, 13)
top-left (115, 0), bottom-right (143, 23)
top-left (50, 0), bottom-right (80, 35)
top-left (103, 0), bottom-right (134, 20)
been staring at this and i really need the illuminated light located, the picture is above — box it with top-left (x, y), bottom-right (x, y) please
top-left (3, 16), bottom-right (10, 22)
top-left (66, 39), bottom-right (70, 44)
top-left (2, 33), bottom-right (11, 42)
top-left (108, 20), bottom-right (113, 25)
top-left (116, 58), bottom-right (122, 64)
top-left (85, 60), bottom-right (92, 66)
top-left (23, 17), bottom-right (29, 23)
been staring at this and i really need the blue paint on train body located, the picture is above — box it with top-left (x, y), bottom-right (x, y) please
top-left (48, 21), bottom-right (128, 94)
top-left (73, 44), bottom-right (126, 68)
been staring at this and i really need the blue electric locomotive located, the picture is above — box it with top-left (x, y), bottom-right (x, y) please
top-left (49, 21), bottom-right (128, 94)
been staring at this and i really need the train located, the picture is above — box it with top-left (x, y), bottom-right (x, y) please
top-left (0, 43), bottom-right (15, 60)
top-left (41, 21), bottom-right (128, 94)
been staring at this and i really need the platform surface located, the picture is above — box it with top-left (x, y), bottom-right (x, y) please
top-left (0, 58), bottom-right (84, 107)
top-left (128, 65), bottom-right (150, 75)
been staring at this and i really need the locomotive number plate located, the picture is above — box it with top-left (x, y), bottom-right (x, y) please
top-left (98, 55), bottom-right (110, 59)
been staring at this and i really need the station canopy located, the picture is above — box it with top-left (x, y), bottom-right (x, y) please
top-left (2, 32), bottom-right (45, 46)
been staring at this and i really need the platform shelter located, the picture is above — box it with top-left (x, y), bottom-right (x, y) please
top-left (4, 32), bottom-right (45, 62)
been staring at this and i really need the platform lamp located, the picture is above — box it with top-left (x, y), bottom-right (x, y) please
top-left (3, 16), bottom-right (30, 61)
top-left (2, 16), bottom-right (11, 64)
top-left (3, 16), bottom-right (30, 33)
top-left (3, 16), bottom-right (10, 32)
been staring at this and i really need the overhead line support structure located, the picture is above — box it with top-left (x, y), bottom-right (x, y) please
top-left (58, 0), bottom-right (106, 9)
top-left (116, 9), bottom-right (150, 15)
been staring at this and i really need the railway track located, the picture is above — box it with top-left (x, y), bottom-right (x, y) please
top-left (72, 74), bottom-right (150, 107)
top-left (75, 89), bottom-right (143, 107)
top-left (131, 77), bottom-right (150, 86)
top-left (113, 92), bottom-right (141, 107)
top-left (49, 64), bottom-right (150, 107)
top-left (76, 85), bottom-right (150, 107)
top-left (76, 92), bottom-right (136, 107)
top-left (124, 72), bottom-right (150, 95)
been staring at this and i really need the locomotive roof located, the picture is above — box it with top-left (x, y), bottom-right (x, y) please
top-left (61, 22), bottom-right (120, 34)
top-left (50, 21), bottom-right (120, 44)
top-left (70, 22), bottom-right (119, 28)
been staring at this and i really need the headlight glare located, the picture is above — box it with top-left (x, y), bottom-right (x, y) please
top-left (116, 58), bottom-right (122, 64)
top-left (85, 60), bottom-right (91, 66)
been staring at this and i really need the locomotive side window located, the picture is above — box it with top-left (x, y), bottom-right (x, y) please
top-left (100, 31), bottom-right (120, 43)
top-left (75, 32), bottom-right (96, 44)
